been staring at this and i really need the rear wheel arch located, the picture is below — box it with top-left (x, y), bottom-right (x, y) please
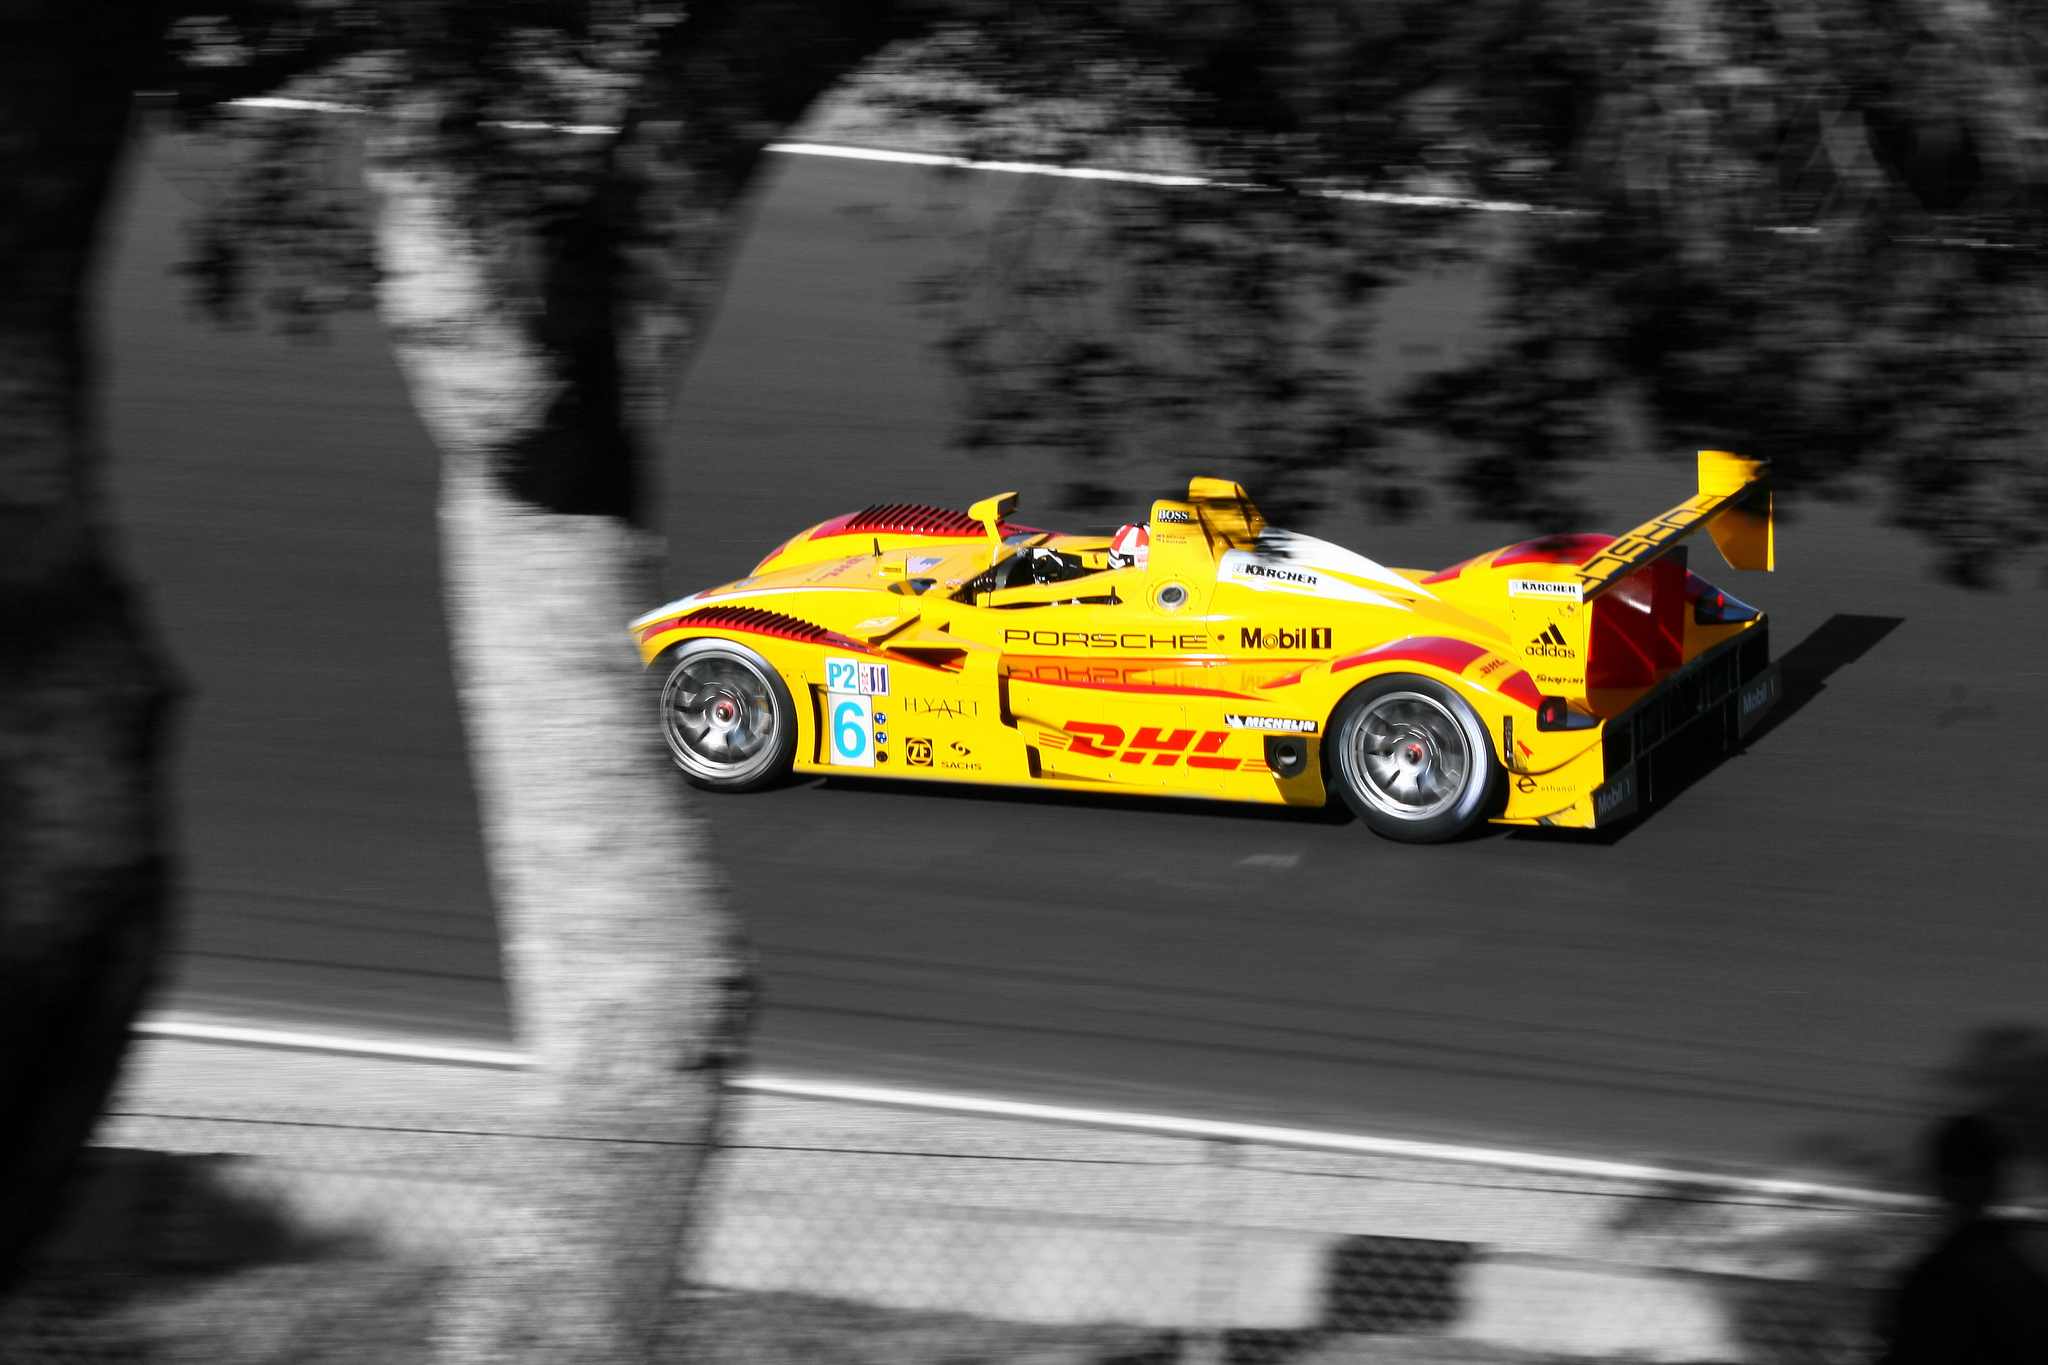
top-left (1323, 670), bottom-right (1505, 843)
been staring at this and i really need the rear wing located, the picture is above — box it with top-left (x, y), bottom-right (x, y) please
top-left (1575, 451), bottom-right (1773, 599)
top-left (1505, 452), bottom-right (1771, 709)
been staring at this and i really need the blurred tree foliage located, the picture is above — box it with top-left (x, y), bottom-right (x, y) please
top-left (873, 1), bottom-right (2048, 583)
top-left (1402, 0), bottom-right (2048, 586)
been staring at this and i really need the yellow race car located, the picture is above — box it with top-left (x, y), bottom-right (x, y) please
top-left (632, 453), bottom-right (1779, 842)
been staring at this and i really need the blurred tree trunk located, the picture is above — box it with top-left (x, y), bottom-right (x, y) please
top-left (0, 0), bottom-right (174, 1295)
top-left (366, 4), bottom-right (903, 1358)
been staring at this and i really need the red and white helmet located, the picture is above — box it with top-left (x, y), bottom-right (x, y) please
top-left (1108, 523), bottom-right (1150, 570)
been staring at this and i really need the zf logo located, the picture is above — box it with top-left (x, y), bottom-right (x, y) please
top-left (906, 737), bottom-right (934, 767)
top-left (1525, 624), bottom-right (1576, 659)
top-left (1240, 626), bottom-right (1331, 650)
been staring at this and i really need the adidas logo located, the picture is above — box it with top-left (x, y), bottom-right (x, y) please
top-left (1525, 623), bottom-right (1577, 659)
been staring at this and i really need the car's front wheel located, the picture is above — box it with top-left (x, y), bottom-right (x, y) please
top-left (1327, 674), bottom-right (1502, 843)
top-left (656, 639), bottom-right (797, 792)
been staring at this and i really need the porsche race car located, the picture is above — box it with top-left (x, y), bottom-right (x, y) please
top-left (631, 452), bottom-right (1780, 842)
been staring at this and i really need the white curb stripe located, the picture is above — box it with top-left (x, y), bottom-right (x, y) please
top-left (134, 1016), bottom-right (529, 1069)
top-left (766, 139), bottom-right (1211, 188)
top-left (214, 98), bottom-right (1542, 213)
top-left (133, 1015), bottom-right (1910, 1205)
top-left (729, 1074), bottom-right (1912, 1205)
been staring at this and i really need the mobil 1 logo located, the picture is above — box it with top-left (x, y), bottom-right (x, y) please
top-left (1239, 626), bottom-right (1332, 650)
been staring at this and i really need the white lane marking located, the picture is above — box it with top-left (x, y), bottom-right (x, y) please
top-left (730, 1075), bottom-right (1913, 1205)
top-left (768, 140), bottom-right (1210, 188)
top-left (134, 1015), bottom-right (1910, 1205)
top-left (216, 98), bottom-right (1543, 213)
top-left (135, 1016), bottom-right (529, 1069)
top-left (770, 141), bottom-right (1552, 213)
top-left (224, 96), bottom-right (361, 114)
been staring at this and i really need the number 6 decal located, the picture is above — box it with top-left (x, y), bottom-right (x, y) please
top-left (829, 694), bottom-right (874, 768)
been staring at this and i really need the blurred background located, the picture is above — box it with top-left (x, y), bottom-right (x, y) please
top-left (12, 2), bottom-right (2048, 1360)
top-left (118, 102), bottom-right (2048, 1179)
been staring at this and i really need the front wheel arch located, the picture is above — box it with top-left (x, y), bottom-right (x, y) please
top-left (1323, 672), bottom-right (1505, 843)
top-left (652, 637), bottom-right (800, 792)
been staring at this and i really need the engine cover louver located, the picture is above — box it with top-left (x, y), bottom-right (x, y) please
top-left (846, 503), bottom-right (983, 536)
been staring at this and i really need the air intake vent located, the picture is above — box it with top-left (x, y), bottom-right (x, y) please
top-left (810, 504), bottom-right (1038, 540)
top-left (677, 606), bottom-right (867, 652)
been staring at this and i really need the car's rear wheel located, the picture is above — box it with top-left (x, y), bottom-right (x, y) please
top-left (657, 639), bottom-right (797, 792)
top-left (1327, 674), bottom-right (1502, 843)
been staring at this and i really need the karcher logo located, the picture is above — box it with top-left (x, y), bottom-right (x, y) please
top-left (1238, 562), bottom-right (1318, 587)
top-left (1525, 624), bottom-right (1577, 659)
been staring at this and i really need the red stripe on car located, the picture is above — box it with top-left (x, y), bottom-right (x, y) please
top-left (1495, 670), bottom-right (1543, 709)
top-left (1489, 533), bottom-right (1615, 569)
top-left (1419, 554), bottom-right (1481, 584)
top-left (1026, 679), bottom-right (1255, 699)
top-left (1331, 636), bottom-right (1491, 676)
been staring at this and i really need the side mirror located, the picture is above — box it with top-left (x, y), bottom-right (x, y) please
top-left (967, 492), bottom-right (1019, 550)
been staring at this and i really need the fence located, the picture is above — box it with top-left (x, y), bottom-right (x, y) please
top-left (0, 1034), bottom-right (1930, 1364)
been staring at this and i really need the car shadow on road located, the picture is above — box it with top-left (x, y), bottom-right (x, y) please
top-left (1506, 612), bottom-right (1906, 847)
top-left (810, 773), bottom-right (1356, 825)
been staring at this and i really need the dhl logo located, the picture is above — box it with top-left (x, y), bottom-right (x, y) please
top-left (1037, 723), bottom-right (1270, 774)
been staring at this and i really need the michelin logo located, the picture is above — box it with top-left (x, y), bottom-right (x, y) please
top-left (1224, 714), bottom-right (1318, 734)
top-left (1508, 578), bottom-right (1583, 600)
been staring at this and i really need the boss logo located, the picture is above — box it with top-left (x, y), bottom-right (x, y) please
top-left (1156, 509), bottom-right (1195, 524)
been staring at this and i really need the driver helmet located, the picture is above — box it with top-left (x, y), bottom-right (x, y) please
top-left (1108, 523), bottom-right (1150, 571)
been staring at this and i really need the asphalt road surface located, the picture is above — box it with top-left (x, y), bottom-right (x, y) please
top-left (101, 134), bottom-right (2048, 1179)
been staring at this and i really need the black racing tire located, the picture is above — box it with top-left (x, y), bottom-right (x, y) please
top-left (1326, 673), bottom-right (1503, 844)
top-left (655, 638), bottom-right (798, 792)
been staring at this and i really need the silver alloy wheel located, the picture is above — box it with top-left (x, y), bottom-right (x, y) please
top-left (661, 646), bottom-right (782, 785)
top-left (1338, 690), bottom-right (1473, 821)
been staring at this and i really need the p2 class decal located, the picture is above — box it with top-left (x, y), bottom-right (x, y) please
top-left (827, 693), bottom-right (876, 768)
top-left (826, 657), bottom-right (891, 695)
top-left (1223, 714), bottom-right (1317, 734)
top-left (1507, 578), bottom-right (1584, 601)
